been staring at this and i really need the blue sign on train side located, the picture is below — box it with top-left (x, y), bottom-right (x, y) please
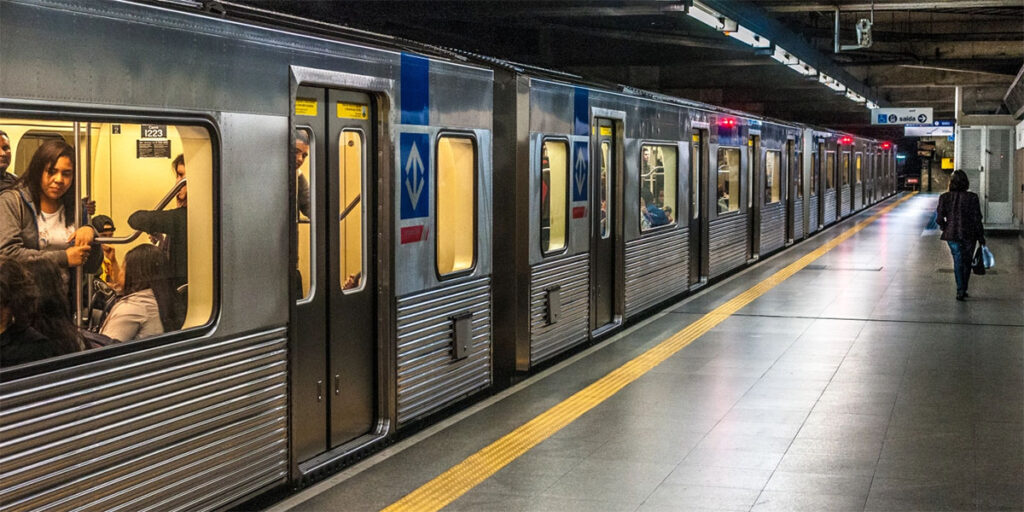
top-left (400, 132), bottom-right (430, 219)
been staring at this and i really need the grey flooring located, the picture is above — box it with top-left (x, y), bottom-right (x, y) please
top-left (276, 194), bottom-right (1024, 512)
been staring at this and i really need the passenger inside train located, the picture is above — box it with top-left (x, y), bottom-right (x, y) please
top-left (100, 244), bottom-right (184, 342)
top-left (128, 154), bottom-right (188, 290)
top-left (0, 130), bottom-right (13, 189)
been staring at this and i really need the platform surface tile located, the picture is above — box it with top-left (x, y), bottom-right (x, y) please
top-left (271, 193), bottom-right (1024, 512)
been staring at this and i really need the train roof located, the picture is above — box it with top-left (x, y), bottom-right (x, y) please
top-left (141, 0), bottom-right (880, 142)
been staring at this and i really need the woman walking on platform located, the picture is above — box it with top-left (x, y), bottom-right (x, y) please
top-left (936, 169), bottom-right (985, 301)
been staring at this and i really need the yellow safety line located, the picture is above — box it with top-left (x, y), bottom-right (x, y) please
top-left (383, 192), bottom-right (918, 512)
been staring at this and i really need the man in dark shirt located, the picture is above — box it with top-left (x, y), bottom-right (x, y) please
top-left (128, 154), bottom-right (188, 289)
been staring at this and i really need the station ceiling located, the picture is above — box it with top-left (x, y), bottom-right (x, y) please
top-left (239, 0), bottom-right (1023, 139)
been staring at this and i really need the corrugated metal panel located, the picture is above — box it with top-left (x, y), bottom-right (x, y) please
top-left (528, 254), bottom-right (590, 366)
top-left (840, 185), bottom-right (851, 216)
top-left (624, 228), bottom-right (689, 318)
top-left (0, 330), bottom-right (289, 512)
top-left (759, 203), bottom-right (786, 254)
top-left (854, 187), bottom-right (863, 211)
top-left (808, 195), bottom-right (819, 232)
top-left (395, 277), bottom-right (492, 424)
top-left (823, 190), bottom-right (837, 225)
top-left (793, 198), bottom-right (804, 239)
top-left (961, 128), bottom-right (982, 171)
top-left (708, 213), bottom-right (748, 278)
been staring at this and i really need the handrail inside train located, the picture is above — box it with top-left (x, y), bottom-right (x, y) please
top-left (94, 178), bottom-right (187, 244)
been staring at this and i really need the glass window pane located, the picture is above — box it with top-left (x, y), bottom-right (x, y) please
top-left (796, 150), bottom-right (803, 199)
top-left (811, 147), bottom-right (819, 195)
top-left (540, 140), bottom-right (568, 253)
top-left (765, 150), bottom-right (781, 204)
top-left (826, 151), bottom-right (835, 190)
top-left (0, 116), bottom-right (215, 363)
top-left (716, 147), bottom-right (740, 214)
top-left (437, 136), bottom-right (475, 276)
top-left (855, 153), bottom-right (862, 183)
top-left (640, 144), bottom-right (676, 231)
top-left (691, 134), bottom-right (701, 220)
top-left (600, 141), bottom-right (611, 238)
top-left (339, 130), bottom-right (364, 291)
top-left (842, 152), bottom-right (851, 185)
top-left (295, 127), bottom-right (313, 300)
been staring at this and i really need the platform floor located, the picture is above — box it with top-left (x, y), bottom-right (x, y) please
top-left (269, 193), bottom-right (1024, 512)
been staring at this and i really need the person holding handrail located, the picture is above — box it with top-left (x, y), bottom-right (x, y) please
top-left (127, 153), bottom-right (188, 289)
top-left (0, 139), bottom-right (100, 275)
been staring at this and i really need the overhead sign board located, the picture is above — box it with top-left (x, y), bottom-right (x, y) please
top-left (904, 125), bottom-right (953, 137)
top-left (871, 107), bottom-right (933, 125)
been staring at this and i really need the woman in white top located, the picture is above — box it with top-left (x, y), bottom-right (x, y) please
top-left (0, 139), bottom-right (98, 271)
top-left (101, 244), bottom-right (184, 342)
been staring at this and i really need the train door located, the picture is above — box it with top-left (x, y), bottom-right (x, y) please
top-left (747, 134), bottom-right (761, 260)
top-left (689, 129), bottom-right (708, 286)
top-left (785, 139), bottom-right (795, 242)
top-left (292, 87), bottom-right (378, 464)
top-left (592, 118), bottom-right (619, 332)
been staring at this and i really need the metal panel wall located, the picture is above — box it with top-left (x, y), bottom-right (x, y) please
top-left (840, 185), bottom-right (852, 216)
top-left (808, 195), bottom-right (819, 233)
top-left (623, 228), bottom-right (689, 317)
top-left (855, 186), bottom-right (863, 211)
top-left (0, 330), bottom-right (289, 512)
top-left (792, 197), bottom-right (804, 240)
top-left (528, 254), bottom-right (591, 366)
top-left (708, 213), bottom-right (748, 277)
top-left (395, 277), bottom-right (492, 424)
top-left (759, 202), bottom-right (786, 254)
top-left (823, 190), bottom-right (837, 225)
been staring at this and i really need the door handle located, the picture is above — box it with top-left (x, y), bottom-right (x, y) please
top-left (335, 374), bottom-right (341, 395)
top-left (316, 380), bottom-right (324, 402)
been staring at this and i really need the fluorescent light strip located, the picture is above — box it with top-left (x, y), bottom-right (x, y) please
top-left (727, 25), bottom-right (770, 48)
top-left (687, 2), bottom-right (725, 30)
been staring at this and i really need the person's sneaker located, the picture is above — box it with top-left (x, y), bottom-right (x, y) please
top-left (963, 292), bottom-right (970, 298)
top-left (956, 292), bottom-right (966, 301)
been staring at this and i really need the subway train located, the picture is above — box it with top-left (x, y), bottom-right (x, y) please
top-left (0, 1), bottom-right (897, 510)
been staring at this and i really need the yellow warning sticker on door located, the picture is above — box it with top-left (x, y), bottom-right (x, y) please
top-left (692, 135), bottom-right (700, 142)
top-left (599, 126), bottom-right (612, 136)
top-left (295, 98), bottom-right (318, 117)
top-left (337, 102), bottom-right (369, 120)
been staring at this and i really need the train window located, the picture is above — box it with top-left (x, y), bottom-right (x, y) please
top-left (855, 153), bottom-right (862, 183)
top-left (690, 132), bottom-right (703, 220)
top-left (295, 127), bottom-right (314, 300)
top-left (841, 152), bottom-right (851, 186)
top-left (825, 151), bottom-right (836, 190)
top-left (339, 130), bottom-right (364, 292)
top-left (639, 144), bottom-right (677, 231)
top-left (0, 116), bottom-right (215, 368)
top-left (811, 147), bottom-right (819, 196)
top-left (600, 141), bottom-right (611, 239)
top-left (796, 150), bottom-right (804, 199)
top-left (540, 139), bottom-right (568, 254)
top-left (765, 150), bottom-right (781, 204)
top-left (716, 147), bottom-right (740, 214)
top-left (436, 135), bottom-right (476, 276)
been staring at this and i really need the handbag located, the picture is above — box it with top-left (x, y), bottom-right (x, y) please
top-left (972, 245), bottom-right (986, 275)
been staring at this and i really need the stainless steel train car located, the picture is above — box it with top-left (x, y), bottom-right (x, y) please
top-left (0, 1), bottom-right (897, 510)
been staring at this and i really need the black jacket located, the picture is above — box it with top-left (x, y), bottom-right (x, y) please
top-left (936, 191), bottom-right (985, 243)
top-left (0, 324), bottom-right (71, 368)
top-left (128, 207), bottom-right (188, 289)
